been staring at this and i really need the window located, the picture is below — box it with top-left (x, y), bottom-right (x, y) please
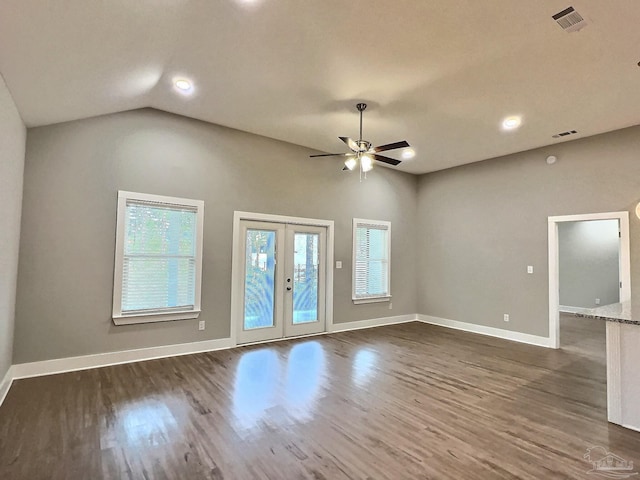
top-left (112, 191), bottom-right (204, 325)
top-left (352, 218), bottom-right (391, 304)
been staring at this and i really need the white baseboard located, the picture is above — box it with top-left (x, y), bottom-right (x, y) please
top-left (4, 312), bottom-right (554, 402)
top-left (559, 305), bottom-right (593, 315)
top-left (11, 337), bottom-right (235, 380)
top-left (328, 314), bottom-right (417, 333)
top-left (0, 366), bottom-right (14, 408)
top-left (8, 314), bottom-right (417, 381)
top-left (417, 314), bottom-right (554, 348)
top-left (622, 423), bottom-right (640, 433)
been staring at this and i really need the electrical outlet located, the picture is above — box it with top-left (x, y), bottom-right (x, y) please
top-left (336, 261), bottom-right (342, 269)
top-left (503, 314), bottom-right (510, 322)
top-left (198, 320), bottom-right (205, 331)
top-left (388, 302), bottom-right (393, 310)
top-left (595, 298), bottom-right (600, 305)
top-left (527, 265), bottom-right (534, 274)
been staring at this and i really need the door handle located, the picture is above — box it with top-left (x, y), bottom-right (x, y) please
top-left (286, 278), bottom-right (292, 291)
top-left (287, 286), bottom-right (292, 291)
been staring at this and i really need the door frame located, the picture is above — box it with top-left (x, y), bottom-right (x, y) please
top-left (547, 211), bottom-right (631, 349)
top-left (230, 211), bottom-right (334, 346)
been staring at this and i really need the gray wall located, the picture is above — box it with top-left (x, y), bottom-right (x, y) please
top-left (14, 108), bottom-right (418, 364)
top-left (558, 220), bottom-right (620, 309)
top-left (0, 74), bottom-right (26, 379)
top-left (417, 125), bottom-right (640, 337)
top-left (13, 106), bottom-right (640, 363)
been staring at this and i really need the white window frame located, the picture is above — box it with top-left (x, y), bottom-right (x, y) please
top-left (352, 218), bottom-right (392, 304)
top-left (112, 191), bottom-right (204, 325)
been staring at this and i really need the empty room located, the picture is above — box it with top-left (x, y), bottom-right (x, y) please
top-left (2, 1), bottom-right (640, 479)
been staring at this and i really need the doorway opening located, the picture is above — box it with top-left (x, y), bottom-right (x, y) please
top-left (547, 211), bottom-right (631, 349)
top-left (230, 212), bottom-right (334, 345)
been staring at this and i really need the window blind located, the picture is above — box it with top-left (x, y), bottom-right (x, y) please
top-left (354, 221), bottom-right (390, 299)
top-left (121, 200), bottom-right (198, 314)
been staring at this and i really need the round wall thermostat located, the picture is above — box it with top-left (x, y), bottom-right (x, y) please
top-left (546, 155), bottom-right (557, 165)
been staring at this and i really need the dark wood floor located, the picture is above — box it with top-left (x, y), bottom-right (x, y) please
top-left (559, 312), bottom-right (606, 360)
top-left (1, 319), bottom-right (638, 479)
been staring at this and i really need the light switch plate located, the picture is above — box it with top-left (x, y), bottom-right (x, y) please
top-left (336, 261), bottom-right (342, 269)
top-left (527, 265), bottom-right (534, 274)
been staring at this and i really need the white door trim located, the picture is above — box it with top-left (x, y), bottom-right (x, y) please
top-left (547, 210), bottom-right (631, 349)
top-left (548, 211), bottom-right (630, 425)
top-left (231, 211), bottom-right (334, 346)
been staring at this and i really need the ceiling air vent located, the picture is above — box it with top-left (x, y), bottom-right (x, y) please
top-left (552, 6), bottom-right (587, 32)
top-left (552, 130), bottom-right (578, 139)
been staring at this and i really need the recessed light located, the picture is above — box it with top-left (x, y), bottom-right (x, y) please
top-left (502, 116), bottom-right (522, 130)
top-left (401, 148), bottom-right (415, 159)
top-left (173, 78), bottom-right (192, 92)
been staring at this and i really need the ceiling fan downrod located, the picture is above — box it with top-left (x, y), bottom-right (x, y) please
top-left (355, 103), bottom-right (369, 181)
top-left (356, 103), bottom-right (367, 142)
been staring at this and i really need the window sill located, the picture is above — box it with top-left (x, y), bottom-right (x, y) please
top-left (352, 296), bottom-right (392, 305)
top-left (113, 310), bottom-right (201, 326)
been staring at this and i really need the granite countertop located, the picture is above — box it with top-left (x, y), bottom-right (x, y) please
top-left (576, 300), bottom-right (640, 325)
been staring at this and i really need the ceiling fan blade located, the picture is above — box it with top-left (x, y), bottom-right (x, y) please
top-left (372, 154), bottom-right (402, 166)
top-left (339, 136), bottom-right (359, 152)
top-left (373, 140), bottom-right (410, 153)
top-left (309, 153), bottom-right (354, 158)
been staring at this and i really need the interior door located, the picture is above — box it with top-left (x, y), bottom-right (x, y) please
top-left (236, 221), bottom-right (327, 344)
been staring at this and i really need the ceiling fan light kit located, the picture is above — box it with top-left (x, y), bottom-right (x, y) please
top-left (310, 103), bottom-right (410, 180)
top-left (344, 157), bottom-right (357, 171)
top-left (361, 154), bottom-right (373, 173)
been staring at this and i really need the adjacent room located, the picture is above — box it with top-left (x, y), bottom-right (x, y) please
top-left (1, 1), bottom-right (640, 479)
top-left (558, 219), bottom-right (620, 358)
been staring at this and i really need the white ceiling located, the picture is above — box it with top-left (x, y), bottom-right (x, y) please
top-left (1, 0), bottom-right (639, 174)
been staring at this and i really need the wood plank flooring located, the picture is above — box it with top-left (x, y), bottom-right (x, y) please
top-left (1, 320), bottom-right (639, 479)
top-left (559, 312), bottom-right (606, 360)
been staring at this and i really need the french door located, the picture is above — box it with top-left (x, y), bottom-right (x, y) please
top-left (236, 220), bottom-right (327, 344)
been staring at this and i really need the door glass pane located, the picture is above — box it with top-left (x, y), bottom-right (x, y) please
top-left (244, 229), bottom-right (276, 330)
top-left (293, 233), bottom-right (319, 324)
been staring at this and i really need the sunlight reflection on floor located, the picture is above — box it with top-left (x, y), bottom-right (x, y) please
top-left (232, 341), bottom-right (327, 430)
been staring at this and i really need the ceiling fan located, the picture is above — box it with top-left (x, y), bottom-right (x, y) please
top-left (310, 103), bottom-right (411, 176)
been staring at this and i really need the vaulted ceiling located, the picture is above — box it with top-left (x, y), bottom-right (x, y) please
top-left (1, 1), bottom-right (639, 174)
